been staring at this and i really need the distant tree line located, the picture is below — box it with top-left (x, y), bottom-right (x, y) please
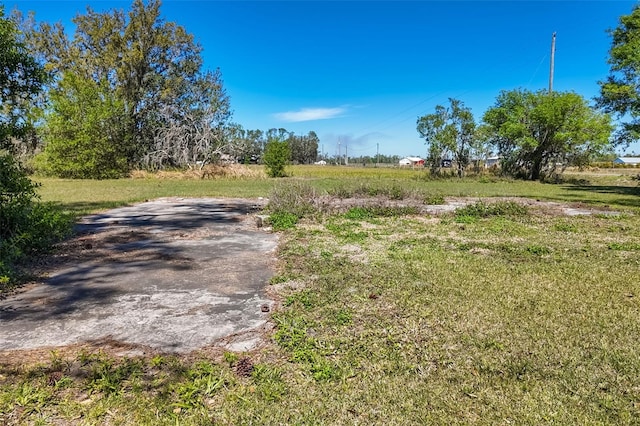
top-left (225, 126), bottom-right (319, 165)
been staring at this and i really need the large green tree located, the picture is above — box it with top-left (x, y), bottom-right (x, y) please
top-left (483, 89), bottom-right (612, 180)
top-left (39, 73), bottom-right (129, 178)
top-left (0, 6), bottom-right (46, 151)
top-left (598, 5), bottom-right (640, 144)
top-left (1, 6), bottom-right (44, 240)
top-left (0, 8), bottom-right (70, 286)
top-left (417, 98), bottom-right (475, 177)
top-left (21, 0), bottom-right (230, 174)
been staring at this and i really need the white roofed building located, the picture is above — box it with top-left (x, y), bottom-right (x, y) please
top-left (613, 157), bottom-right (640, 166)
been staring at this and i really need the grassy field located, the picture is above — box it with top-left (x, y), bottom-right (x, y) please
top-left (37, 165), bottom-right (640, 215)
top-left (1, 166), bottom-right (639, 424)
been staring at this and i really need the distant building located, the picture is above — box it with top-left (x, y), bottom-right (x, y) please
top-left (399, 157), bottom-right (425, 167)
top-left (613, 157), bottom-right (640, 166)
top-left (314, 160), bottom-right (327, 165)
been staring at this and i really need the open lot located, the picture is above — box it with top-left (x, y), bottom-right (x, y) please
top-left (1, 167), bottom-right (639, 424)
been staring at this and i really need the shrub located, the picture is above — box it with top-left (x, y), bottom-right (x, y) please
top-left (0, 154), bottom-right (72, 289)
top-left (270, 212), bottom-right (299, 231)
top-left (1, 154), bottom-right (39, 239)
top-left (267, 180), bottom-right (319, 219)
top-left (263, 139), bottom-right (291, 178)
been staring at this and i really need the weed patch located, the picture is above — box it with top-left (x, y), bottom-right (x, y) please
top-left (251, 364), bottom-right (287, 402)
top-left (344, 205), bottom-right (419, 219)
top-left (455, 200), bottom-right (529, 219)
top-left (267, 180), bottom-right (319, 217)
top-left (86, 355), bottom-right (144, 396)
top-left (171, 361), bottom-right (228, 410)
top-left (554, 220), bottom-right (578, 232)
top-left (266, 180), bottom-right (321, 230)
top-left (608, 242), bottom-right (640, 251)
top-left (423, 193), bottom-right (446, 205)
top-left (525, 244), bottom-right (552, 256)
top-left (327, 181), bottom-right (410, 200)
top-left (269, 211), bottom-right (299, 230)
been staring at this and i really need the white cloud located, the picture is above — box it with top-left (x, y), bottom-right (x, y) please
top-left (274, 107), bottom-right (346, 122)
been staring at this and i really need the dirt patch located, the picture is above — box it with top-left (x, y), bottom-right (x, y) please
top-left (316, 194), bottom-right (622, 217)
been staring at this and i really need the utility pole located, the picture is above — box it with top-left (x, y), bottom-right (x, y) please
top-left (345, 142), bottom-right (348, 166)
top-left (549, 32), bottom-right (556, 93)
top-left (376, 143), bottom-right (379, 168)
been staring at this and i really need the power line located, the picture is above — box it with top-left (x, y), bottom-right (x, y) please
top-left (352, 90), bottom-right (451, 135)
top-left (526, 54), bottom-right (548, 88)
top-left (346, 51), bottom-right (559, 140)
top-left (347, 144), bottom-right (378, 153)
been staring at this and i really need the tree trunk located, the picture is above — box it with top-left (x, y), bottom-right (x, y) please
top-left (531, 156), bottom-right (543, 181)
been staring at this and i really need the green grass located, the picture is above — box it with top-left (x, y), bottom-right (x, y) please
top-left (260, 209), bottom-right (640, 424)
top-left (35, 177), bottom-right (275, 216)
top-left (2, 166), bottom-right (638, 424)
top-left (36, 166), bottom-right (640, 216)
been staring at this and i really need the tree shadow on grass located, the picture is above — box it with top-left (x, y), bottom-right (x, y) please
top-left (561, 184), bottom-right (640, 209)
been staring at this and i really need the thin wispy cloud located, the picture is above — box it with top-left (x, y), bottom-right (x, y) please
top-left (274, 107), bottom-right (346, 122)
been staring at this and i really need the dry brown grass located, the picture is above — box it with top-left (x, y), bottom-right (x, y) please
top-left (129, 164), bottom-right (266, 180)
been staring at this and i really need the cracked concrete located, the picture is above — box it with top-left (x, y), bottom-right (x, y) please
top-left (0, 198), bottom-right (278, 354)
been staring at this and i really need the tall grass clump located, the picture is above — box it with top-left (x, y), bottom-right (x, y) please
top-left (129, 164), bottom-right (266, 180)
top-left (455, 200), bottom-right (529, 219)
top-left (267, 180), bottom-right (320, 230)
top-left (327, 181), bottom-right (410, 200)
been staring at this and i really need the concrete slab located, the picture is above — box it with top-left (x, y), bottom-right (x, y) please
top-left (0, 198), bottom-right (278, 353)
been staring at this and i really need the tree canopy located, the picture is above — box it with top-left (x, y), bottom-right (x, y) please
top-left (598, 5), bottom-right (640, 144)
top-left (417, 98), bottom-right (476, 177)
top-left (483, 89), bottom-right (612, 180)
top-left (18, 0), bottom-right (231, 177)
top-left (287, 131), bottom-right (319, 165)
top-left (1, 8), bottom-right (71, 286)
top-left (38, 73), bottom-right (129, 178)
top-left (0, 6), bottom-right (46, 151)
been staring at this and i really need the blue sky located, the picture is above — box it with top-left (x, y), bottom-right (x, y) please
top-left (7, 0), bottom-right (639, 157)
